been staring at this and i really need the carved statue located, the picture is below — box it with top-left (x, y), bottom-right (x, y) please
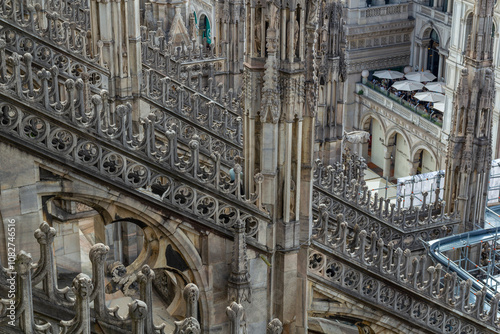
top-left (308, 0), bottom-right (320, 26)
top-left (479, 110), bottom-right (486, 136)
top-left (458, 110), bottom-right (464, 134)
top-left (255, 11), bottom-right (262, 54)
top-left (268, 4), bottom-right (279, 30)
top-left (145, 3), bottom-right (157, 31)
top-left (287, 18), bottom-right (299, 57)
top-left (189, 13), bottom-right (198, 42)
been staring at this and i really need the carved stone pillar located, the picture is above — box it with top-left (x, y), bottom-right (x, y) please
top-left (228, 220), bottom-right (252, 303)
top-left (418, 44), bottom-right (425, 70)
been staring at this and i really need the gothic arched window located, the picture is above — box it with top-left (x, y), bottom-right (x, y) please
top-left (199, 14), bottom-right (211, 48)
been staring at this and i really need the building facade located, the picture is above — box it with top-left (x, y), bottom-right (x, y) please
top-left (0, 0), bottom-right (499, 333)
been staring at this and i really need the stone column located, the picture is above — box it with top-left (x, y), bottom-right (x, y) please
top-left (423, 44), bottom-right (429, 71)
top-left (447, 0), bottom-right (453, 13)
top-left (438, 53), bottom-right (444, 80)
top-left (418, 44), bottom-right (424, 70)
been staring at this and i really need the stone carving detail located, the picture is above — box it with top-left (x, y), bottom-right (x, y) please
top-left (260, 50), bottom-right (280, 123)
top-left (174, 283), bottom-right (201, 334)
top-left (0, 45), bottom-right (266, 239)
top-left (0, 221), bottom-right (203, 333)
top-left (183, 283), bottom-right (199, 318)
top-left (309, 249), bottom-right (500, 333)
top-left (228, 220), bottom-right (252, 303)
top-left (308, 212), bottom-right (500, 333)
top-left (168, 7), bottom-right (192, 50)
top-left (0, 0), bottom-right (97, 66)
top-left (226, 301), bottom-right (246, 334)
top-left (129, 300), bottom-right (148, 334)
top-left (59, 273), bottom-right (93, 334)
top-left (174, 317), bottom-right (201, 334)
top-left (32, 222), bottom-right (73, 305)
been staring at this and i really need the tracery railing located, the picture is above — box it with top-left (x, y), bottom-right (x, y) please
top-left (0, 28), bottom-right (107, 91)
top-left (0, 0), bottom-right (101, 67)
top-left (43, 0), bottom-right (90, 32)
top-left (312, 153), bottom-right (459, 249)
top-left (0, 47), bottom-right (268, 240)
top-left (140, 25), bottom-right (227, 83)
top-left (308, 214), bottom-right (500, 334)
top-left (142, 69), bottom-right (243, 151)
top-left (0, 222), bottom-right (284, 333)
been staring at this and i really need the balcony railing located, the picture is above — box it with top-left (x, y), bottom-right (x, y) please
top-left (362, 82), bottom-right (443, 128)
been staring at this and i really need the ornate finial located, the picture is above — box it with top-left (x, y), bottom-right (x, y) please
top-left (183, 283), bottom-right (199, 318)
top-left (15, 251), bottom-right (33, 276)
top-left (89, 243), bottom-right (109, 264)
top-left (128, 300), bottom-right (148, 320)
top-left (34, 222), bottom-right (56, 245)
top-left (226, 302), bottom-right (245, 334)
top-left (72, 273), bottom-right (93, 298)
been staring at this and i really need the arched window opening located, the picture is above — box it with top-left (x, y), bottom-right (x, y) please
top-left (45, 199), bottom-right (146, 288)
top-left (427, 30), bottom-right (440, 77)
top-left (44, 198), bottom-right (192, 321)
top-left (413, 149), bottom-right (437, 175)
top-left (199, 14), bottom-right (211, 48)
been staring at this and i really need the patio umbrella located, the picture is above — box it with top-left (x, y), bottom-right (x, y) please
top-left (414, 92), bottom-right (445, 102)
top-left (425, 82), bottom-right (446, 93)
top-left (405, 71), bottom-right (437, 82)
top-left (391, 80), bottom-right (424, 91)
top-left (433, 102), bottom-right (445, 112)
top-left (373, 70), bottom-right (405, 80)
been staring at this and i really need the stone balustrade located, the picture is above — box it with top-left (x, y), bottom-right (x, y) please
top-left (140, 26), bottom-right (235, 108)
top-left (142, 69), bottom-right (243, 150)
top-left (0, 46), bottom-right (268, 240)
top-left (0, 0), bottom-right (100, 67)
top-left (308, 214), bottom-right (500, 333)
top-left (312, 152), bottom-right (459, 249)
top-left (346, 3), bottom-right (410, 25)
top-left (359, 83), bottom-right (443, 134)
